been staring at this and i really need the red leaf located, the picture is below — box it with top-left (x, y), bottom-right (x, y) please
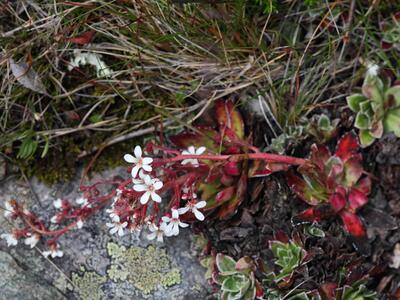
top-left (217, 170), bottom-right (247, 219)
top-left (169, 127), bottom-right (219, 151)
top-left (273, 230), bottom-right (290, 243)
top-left (223, 161), bottom-right (241, 176)
top-left (335, 132), bottom-right (359, 161)
top-left (348, 188), bottom-right (368, 212)
top-left (310, 144), bottom-right (331, 170)
top-left (215, 186), bottom-right (235, 203)
top-left (354, 176), bottom-right (372, 195)
top-left (215, 100), bottom-right (245, 139)
top-left (287, 171), bottom-right (308, 202)
top-left (329, 186), bottom-right (346, 213)
top-left (339, 211), bottom-right (366, 237)
top-left (68, 30), bottom-right (95, 45)
top-left (343, 155), bottom-right (363, 187)
top-left (319, 282), bottom-right (337, 300)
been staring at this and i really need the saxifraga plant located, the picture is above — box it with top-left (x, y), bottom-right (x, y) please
top-left (347, 68), bottom-right (400, 147)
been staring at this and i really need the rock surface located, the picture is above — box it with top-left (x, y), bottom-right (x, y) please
top-left (0, 167), bottom-right (210, 300)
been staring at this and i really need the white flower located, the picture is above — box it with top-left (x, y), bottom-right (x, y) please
top-left (366, 63), bottom-right (379, 77)
top-left (76, 219), bottom-right (84, 229)
top-left (147, 223), bottom-right (167, 243)
top-left (68, 49), bottom-right (113, 78)
top-left (76, 196), bottom-right (90, 207)
top-left (162, 209), bottom-right (189, 237)
top-left (42, 245), bottom-right (63, 259)
top-left (50, 215), bottom-right (60, 224)
top-left (181, 146), bottom-right (206, 167)
top-left (53, 199), bottom-right (63, 209)
top-left (24, 234), bottom-right (40, 249)
top-left (106, 208), bottom-right (120, 222)
top-left (181, 186), bottom-right (197, 200)
top-left (178, 200), bottom-right (207, 221)
top-left (106, 216), bottom-right (128, 236)
top-left (124, 146), bottom-right (153, 178)
top-left (132, 169), bottom-right (146, 185)
top-left (1, 233), bottom-right (18, 247)
top-left (133, 175), bottom-right (163, 205)
top-left (3, 200), bottom-right (15, 218)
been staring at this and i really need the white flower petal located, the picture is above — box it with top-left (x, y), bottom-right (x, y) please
top-left (140, 192), bottom-right (151, 205)
top-left (147, 232), bottom-right (157, 240)
top-left (188, 146), bottom-right (195, 154)
top-left (178, 207), bottom-right (189, 215)
top-left (172, 209), bottom-right (179, 219)
top-left (179, 221), bottom-right (189, 228)
top-left (195, 200), bottom-right (207, 209)
top-left (150, 192), bottom-right (162, 203)
top-left (142, 164), bottom-right (152, 172)
top-left (131, 165), bottom-right (140, 178)
top-left (193, 208), bottom-right (205, 221)
top-left (162, 216), bottom-right (171, 223)
top-left (196, 146), bottom-right (206, 155)
top-left (124, 154), bottom-right (135, 163)
top-left (133, 184), bottom-right (147, 192)
top-left (134, 145), bottom-right (142, 158)
top-left (153, 181), bottom-right (163, 190)
top-left (171, 224), bottom-right (179, 236)
top-left (142, 157), bottom-right (153, 164)
top-left (109, 227), bottom-right (119, 235)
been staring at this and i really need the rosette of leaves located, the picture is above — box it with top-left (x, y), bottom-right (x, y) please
top-left (319, 282), bottom-right (376, 300)
top-left (267, 125), bottom-right (306, 155)
top-left (287, 132), bottom-right (372, 238)
top-left (170, 100), bottom-right (284, 220)
top-left (306, 114), bottom-right (339, 143)
top-left (214, 254), bottom-right (262, 300)
top-left (347, 73), bottom-right (400, 147)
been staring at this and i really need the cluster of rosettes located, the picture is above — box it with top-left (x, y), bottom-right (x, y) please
top-left (104, 145), bottom-right (207, 243)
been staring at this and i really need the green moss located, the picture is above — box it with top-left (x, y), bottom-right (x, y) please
top-left (106, 242), bottom-right (181, 295)
top-left (70, 266), bottom-right (107, 300)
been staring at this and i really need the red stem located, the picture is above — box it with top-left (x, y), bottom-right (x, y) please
top-left (156, 153), bottom-right (306, 166)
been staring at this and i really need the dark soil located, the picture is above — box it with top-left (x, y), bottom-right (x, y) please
top-left (202, 110), bottom-right (400, 299)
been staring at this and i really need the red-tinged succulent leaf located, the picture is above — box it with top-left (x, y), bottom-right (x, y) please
top-left (215, 100), bottom-right (245, 139)
top-left (273, 230), bottom-right (290, 243)
top-left (319, 282), bottom-right (337, 300)
top-left (329, 186), bottom-right (346, 213)
top-left (293, 205), bottom-right (335, 225)
top-left (220, 173), bottom-right (235, 186)
top-left (249, 161), bottom-right (289, 178)
top-left (339, 211), bottom-right (366, 237)
top-left (68, 30), bottom-right (95, 45)
top-left (310, 144), bottom-right (331, 170)
top-left (217, 170), bottom-right (247, 219)
top-left (348, 188), bottom-right (368, 212)
top-left (169, 127), bottom-right (219, 152)
top-left (215, 186), bottom-right (236, 203)
top-left (354, 176), bottom-right (372, 195)
top-left (248, 160), bottom-right (273, 178)
top-left (223, 161), bottom-right (241, 176)
top-left (255, 281), bottom-right (264, 298)
top-left (335, 132), bottom-right (359, 162)
top-left (235, 256), bottom-right (254, 272)
top-left (343, 155), bottom-right (363, 187)
top-left (287, 171), bottom-right (308, 201)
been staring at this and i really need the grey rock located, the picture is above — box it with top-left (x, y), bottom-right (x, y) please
top-left (0, 167), bottom-right (210, 300)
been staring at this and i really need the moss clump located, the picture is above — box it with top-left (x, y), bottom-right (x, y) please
top-left (106, 242), bottom-right (181, 295)
top-left (70, 266), bottom-right (107, 300)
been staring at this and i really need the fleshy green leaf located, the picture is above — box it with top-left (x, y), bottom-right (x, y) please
top-left (347, 94), bottom-right (368, 112)
top-left (318, 114), bottom-right (331, 129)
top-left (358, 130), bottom-right (375, 148)
top-left (216, 254), bottom-right (237, 274)
top-left (222, 274), bottom-right (247, 293)
top-left (354, 113), bottom-right (371, 130)
top-left (383, 108), bottom-right (400, 137)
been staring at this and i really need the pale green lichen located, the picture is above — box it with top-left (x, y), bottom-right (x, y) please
top-left (106, 242), bottom-right (181, 295)
top-left (70, 266), bottom-right (107, 300)
top-left (53, 275), bottom-right (73, 293)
